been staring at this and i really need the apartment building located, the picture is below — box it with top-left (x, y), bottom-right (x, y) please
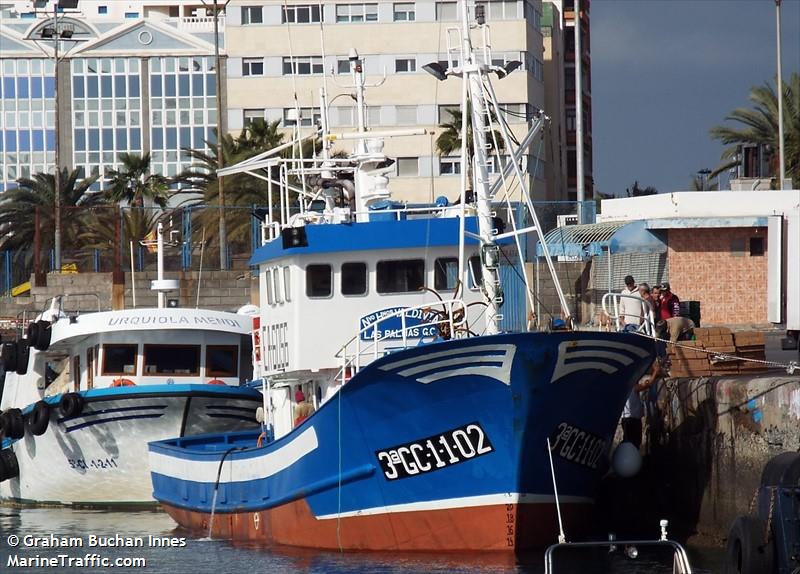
top-left (0, 0), bottom-right (224, 191)
top-left (225, 0), bottom-right (560, 203)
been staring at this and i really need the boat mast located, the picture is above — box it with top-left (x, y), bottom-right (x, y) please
top-left (460, 1), bottom-right (501, 335)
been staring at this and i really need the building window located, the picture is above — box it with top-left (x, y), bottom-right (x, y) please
top-left (282, 56), bottom-right (324, 76)
top-left (500, 103), bottom-right (528, 124)
top-left (434, 258), bottom-right (459, 291)
top-left (336, 59), bottom-right (351, 74)
top-left (283, 107), bottom-right (321, 127)
top-left (438, 104), bottom-right (460, 123)
top-left (242, 58), bottom-right (264, 77)
top-left (282, 4), bottom-right (322, 23)
top-left (393, 2), bottom-right (415, 21)
top-left (565, 109), bottom-right (576, 132)
top-left (341, 262), bottom-right (367, 296)
top-left (143, 345), bottom-right (200, 376)
top-left (439, 157), bottom-right (461, 175)
top-left (124, 12), bottom-right (140, 18)
top-left (395, 58), bottom-right (416, 73)
top-left (206, 346), bottom-right (239, 377)
top-left (98, 5), bottom-right (108, 14)
top-left (330, 106), bottom-right (355, 127)
top-left (377, 260), bottom-right (425, 294)
top-left (396, 157), bottom-right (419, 177)
top-left (750, 237), bottom-right (765, 256)
top-left (436, 2), bottom-right (458, 21)
top-left (102, 344), bottom-right (137, 375)
top-left (242, 5), bottom-right (263, 25)
top-left (367, 106), bottom-right (381, 126)
top-left (336, 3), bottom-right (378, 23)
top-left (395, 105), bottom-right (417, 125)
top-left (306, 264), bottom-right (332, 298)
top-left (244, 109), bottom-right (265, 126)
top-left (476, 0), bottom-right (519, 20)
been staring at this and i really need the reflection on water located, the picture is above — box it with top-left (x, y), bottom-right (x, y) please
top-left (0, 507), bottom-right (722, 573)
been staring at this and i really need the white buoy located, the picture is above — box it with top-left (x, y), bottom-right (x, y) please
top-left (612, 442), bottom-right (642, 478)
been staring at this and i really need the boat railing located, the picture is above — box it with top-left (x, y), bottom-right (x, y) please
top-left (601, 292), bottom-right (656, 337)
top-left (544, 537), bottom-right (692, 573)
top-left (334, 299), bottom-right (468, 385)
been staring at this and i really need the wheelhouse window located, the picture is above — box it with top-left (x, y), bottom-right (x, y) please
top-left (102, 344), bottom-right (137, 375)
top-left (377, 259), bottom-right (424, 293)
top-left (306, 264), bottom-right (332, 298)
top-left (468, 256), bottom-right (483, 289)
top-left (342, 262), bottom-right (367, 296)
top-left (206, 345), bottom-right (239, 377)
top-left (434, 257), bottom-right (459, 291)
top-left (143, 345), bottom-right (200, 375)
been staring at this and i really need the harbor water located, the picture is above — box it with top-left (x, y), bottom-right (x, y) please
top-left (0, 507), bottom-right (724, 573)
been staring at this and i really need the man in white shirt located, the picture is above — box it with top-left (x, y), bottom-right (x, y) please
top-left (619, 275), bottom-right (644, 331)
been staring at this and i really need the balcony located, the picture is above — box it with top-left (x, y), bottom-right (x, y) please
top-left (165, 15), bottom-right (225, 32)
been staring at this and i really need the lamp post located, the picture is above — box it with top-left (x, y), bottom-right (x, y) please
top-left (27, 0), bottom-right (82, 274)
top-left (775, 0), bottom-right (786, 190)
top-left (201, 0), bottom-right (230, 269)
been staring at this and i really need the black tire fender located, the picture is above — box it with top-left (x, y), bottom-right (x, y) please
top-left (15, 340), bottom-right (30, 376)
top-left (0, 449), bottom-right (19, 482)
top-left (1, 342), bottom-right (18, 373)
top-left (723, 515), bottom-right (775, 574)
top-left (26, 401), bottom-right (50, 436)
top-left (760, 452), bottom-right (800, 487)
top-left (26, 322), bottom-right (40, 348)
top-left (59, 393), bottom-right (85, 418)
top-left (1, 408), bottom-right (24, 440)
top-left (32, 320), bottom-right (51, 352)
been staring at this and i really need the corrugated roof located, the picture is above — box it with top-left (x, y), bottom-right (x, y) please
top-left (536, 220), bottom-right (667, 259)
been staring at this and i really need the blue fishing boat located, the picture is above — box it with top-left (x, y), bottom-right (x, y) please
top-left (148, 0), bottom-right (655, 551)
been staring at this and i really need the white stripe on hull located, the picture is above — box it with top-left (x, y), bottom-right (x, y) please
top-left (148, 426), bottom-right (318, 483)
top-left (315, 492), bottom-right (594, 519)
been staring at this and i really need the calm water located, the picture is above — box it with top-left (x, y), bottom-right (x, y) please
top-left (0, 507), bottom-right (723, 573)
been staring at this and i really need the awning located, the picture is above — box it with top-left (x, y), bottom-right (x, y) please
top-left (535, 220), bottom-right (667, 259)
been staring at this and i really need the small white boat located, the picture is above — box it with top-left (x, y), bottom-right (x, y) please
top-left (0, 224), bottom-right (262, 507)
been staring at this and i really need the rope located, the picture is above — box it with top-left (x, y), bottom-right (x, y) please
top-left (626, 330), bottom-right (798, 375)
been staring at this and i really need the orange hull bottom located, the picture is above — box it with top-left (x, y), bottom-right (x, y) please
top-left (163, 499), bottom-right (592, 552)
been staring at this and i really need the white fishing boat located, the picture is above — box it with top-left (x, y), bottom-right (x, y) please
top-left (0, 222), bottom-right (262, 506)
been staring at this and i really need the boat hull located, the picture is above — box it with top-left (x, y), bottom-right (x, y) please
top-left (149, 332), bottom-right (654, 551)
top-left (1, 385), bottom-right (262, 506)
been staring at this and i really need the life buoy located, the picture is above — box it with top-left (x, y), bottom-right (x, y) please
top-left (59, 393), bottom-right (85, 418)
top-left (111, 378), bottom-right (136, 388)
top-left (26, 401), bottom-right (50, 436)
top-left (0, 449), bottom-right (19, 482)
top-left (0, 342), bottom-right (17, 373)
top-left (207, 379), bottom-right (226, 385)
top-left (15, 340), bottom-right (30, 375)
top-left (0, 409), bottom-right (24, 440)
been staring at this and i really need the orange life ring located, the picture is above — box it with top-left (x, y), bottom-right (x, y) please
top-left (111, 378), bottom-right (136, 387)
top-left (207, 379), bottom-right (226, 385)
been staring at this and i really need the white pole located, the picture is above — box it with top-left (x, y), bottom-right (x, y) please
top-left (196, 227), bottom-right (206, 308)
top-left (574, 0), bottom-right (585, 208)
top-left (130, 241), bottom-right (136, 308)
top-left (546, 437), bottom-right (567, 543)
top-left (156, 222), bottom-right (165, 309)
top-left (775, 0), bottom-right (786, 189)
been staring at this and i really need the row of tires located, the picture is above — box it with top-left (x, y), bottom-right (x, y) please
top-left (0, 320), bottom-right (53, 376)
top-left (0, 393), bottom-right (85, 440)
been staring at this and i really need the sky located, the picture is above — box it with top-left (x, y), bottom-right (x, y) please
top-left (591, 0), bottom-right (800, 196)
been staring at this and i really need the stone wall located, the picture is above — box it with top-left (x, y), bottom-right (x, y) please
top-left (667, 227), bottom-right (769, 325)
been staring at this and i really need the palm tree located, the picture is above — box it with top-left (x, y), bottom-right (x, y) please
top-left (709, 73), bottom-right (800, 188)
top-left (106, 152), bottom-right (170, 208)
top-left (0, 168), bottom-right (102, 268)
top-left (435, 102), bottom-right (505, 199)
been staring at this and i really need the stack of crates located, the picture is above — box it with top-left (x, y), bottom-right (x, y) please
top-left (666, 328), bottom-right (768, 377)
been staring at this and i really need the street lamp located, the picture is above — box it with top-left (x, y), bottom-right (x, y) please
top-left (200, 0), bottom-right (231, 270)
top-left (26, 0), bottom-right (84, 275)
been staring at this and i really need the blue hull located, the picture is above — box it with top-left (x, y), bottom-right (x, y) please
top-left (149, 332), bottom-right (654, 550)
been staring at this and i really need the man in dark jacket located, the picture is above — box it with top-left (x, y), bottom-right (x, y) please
top-left (658, 282), bottom-right (681, 321)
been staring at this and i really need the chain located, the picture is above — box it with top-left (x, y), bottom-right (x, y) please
top-left (764, 486), bottom-right (776, 545)
top-left (748, 488), bottom-right (759, 515)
